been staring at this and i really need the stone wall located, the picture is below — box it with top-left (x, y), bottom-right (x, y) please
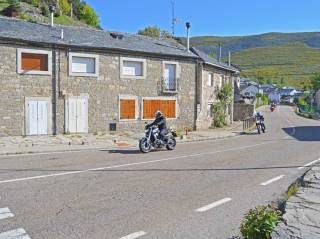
top-left (196, 64), bottom-right (236, 130)
top-left (233, 102), bottom-right (255, 121)
top-left (0, 43), bottom-right (196, 136)
top-left (0, 44), bottom-right (53, 136)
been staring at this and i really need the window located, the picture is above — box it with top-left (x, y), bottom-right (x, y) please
top-left (207, 103), bottom-right (213, 118)
top-left (119, 98), bottom-right (137, 120)
top-left (207, 73), bottom-right (213, 87)
top-left (217, 75), bottom-right (223, 89)
top-left (69, 53), bottom-right (99, 77)
top-left (143, 98), bottom-right (177, 119)
top-left (163, 62), bottom-right (179, 92)
top-left (17, 49), bottom-right (52, 75)
top-left (120, 57), bottom-right (146, 79)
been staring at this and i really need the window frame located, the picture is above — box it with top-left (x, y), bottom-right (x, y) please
top-left (207, 102), bottom-right (213, 118)
top-left (207, 72), bottom-right (214, 87)
top-left (69, 52), bottom-right (99, 77)
top-left (163, 61), bottom-right (180, 93)
top-left (120, 57), bottom-right (147, 79)
top-left (17, 49), bottom-right (52, 75)
top-left (118, 95), bottom-right (139, 121)
top-left (141, 96), bottom-right (178, 120)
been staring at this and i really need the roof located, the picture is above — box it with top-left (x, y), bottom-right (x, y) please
top-left (190, 47), bottom-right (239, 73)
top-left (0, 17), bottom-right (197, 59)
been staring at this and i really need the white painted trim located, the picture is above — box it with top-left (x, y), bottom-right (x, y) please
top-left (68, 52), bottom-right (99, 77)
top-left (163, 61), bottom-right (180, 92)
top-left (195, 198), bottom-right (232, 212)
top-left (118, 95), bottom-right (139, 121)
top-left (25, 97), bottom-right (52, 136)
top-left (65, 94), bottom-right (89, 134)
top-left (141, 96), bottom-right (178, 120)
top-left (17, 48), bottom-right (52, 75)
top-left (120, 57), bottom-right (147, 79)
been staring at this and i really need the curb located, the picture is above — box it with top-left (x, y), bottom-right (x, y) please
top-left (0, 132), bottom-right (244, 157)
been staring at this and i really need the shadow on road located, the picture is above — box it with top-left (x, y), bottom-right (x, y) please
top-left (282, 126), bottom-right (320, 141)
top-left (102, 149), bottom-right (142, 154)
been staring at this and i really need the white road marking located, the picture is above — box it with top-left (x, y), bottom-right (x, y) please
top-left (119, 231), bottom-right (147, 239)
top-left (0, 228), bottom-right (31, 239)
top-left (0, 141), bottom-right (274, 185)
top-left (260, 175), bottom-right (285, 186)
top-left (298, 158), bottom-right (320, 170)
top-left (195, 198), bottom-right (232, 212)
top-left (0, 207), bottom-right (14, 220)
top-left (0, 150), bottom-right (83, 158)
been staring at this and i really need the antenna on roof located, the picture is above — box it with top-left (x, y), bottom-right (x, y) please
top-left (171, 0), bottom-right (179, 37)
top-left (60, 29), bottom-right (64, 40)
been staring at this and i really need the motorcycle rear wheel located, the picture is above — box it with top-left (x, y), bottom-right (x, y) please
top-left (139, 137), bottom-right (152, 153)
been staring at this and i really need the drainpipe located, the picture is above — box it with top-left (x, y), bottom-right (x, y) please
top-left (52, 48), bottom-right (57, 135)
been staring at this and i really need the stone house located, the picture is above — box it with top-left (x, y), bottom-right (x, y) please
top-left (191, 48), bottom-right (240, 129)
top-left (0, 17), bottom-right (198, 136)
top-left (316, 90), bottom-right (320, 108)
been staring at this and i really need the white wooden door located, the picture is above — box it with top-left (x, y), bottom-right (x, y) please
top-left (76, 98), bottom-right (88, 133)
top-left (27, 100), bottom-right (48, 135)
top-left (28, 101), bottom-right (38, 135)
top-left (67, 97), bottom-right (88, 133)
top-left (37, 101), bottom-right (48, 135)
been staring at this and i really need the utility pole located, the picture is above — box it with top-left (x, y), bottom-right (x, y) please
top-left (70, 2), bottom-right (73, 18)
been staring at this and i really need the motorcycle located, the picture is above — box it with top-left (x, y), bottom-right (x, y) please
top-left (139, 124), bottom-right (177, 153)
top-left (256, 117), bottom-right (266, 134)
top-left (270, 103), bottom-right (276, 112)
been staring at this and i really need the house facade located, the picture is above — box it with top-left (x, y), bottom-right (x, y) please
top-left (0, 17), bottom-right (198, 136)
top-left (191, 48), bottom-right (240, 129)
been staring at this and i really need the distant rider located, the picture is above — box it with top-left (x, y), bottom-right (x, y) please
top-left (146, 111), bottom-right (168, 141)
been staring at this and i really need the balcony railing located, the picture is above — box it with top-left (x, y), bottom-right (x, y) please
top-left (162, 78), bottom-right (178, 93)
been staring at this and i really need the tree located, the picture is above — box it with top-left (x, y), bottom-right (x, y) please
top-left (311, 73), bottom-right (320, 91)
top-left (80, 3), bottom-right (100, 27)
top-left (59, 0), bottom-right (71, 15)
top-left (217, 83), bottom-right (233, 124)
top-left (161, 30), bottom-right (173, 39)
top-left (138, 26), bottom-right (161, 38)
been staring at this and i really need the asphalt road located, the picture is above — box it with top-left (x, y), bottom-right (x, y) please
top-left (0, 106), bottom-right (319, 239)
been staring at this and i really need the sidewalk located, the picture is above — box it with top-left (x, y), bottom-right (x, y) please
top-left (272, 164), bottom-right (320, 238)
top-left (0, 122), bottom-right (243, 156)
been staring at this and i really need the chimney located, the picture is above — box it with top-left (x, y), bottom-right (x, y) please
top-left (228, 51), bottom-right (231, 66)
top-left (186, 22), bottom-right (191, 52)
top-left (49, 5), bottom-right (55, 27)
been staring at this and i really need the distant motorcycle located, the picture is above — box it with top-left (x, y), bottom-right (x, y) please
top-left (256, 116), bottom-right (266, 134)
top-left (139, 124), bottom-right (177, 153)
top-left (270, 103), bottom-right (276, 112)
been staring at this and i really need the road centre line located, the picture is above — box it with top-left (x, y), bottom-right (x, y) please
top-left (195, 198), bottom-right (232, 212)
top-left (298, 158), bottom-right (320, 170)
top-left (0, 228), bottom-right (31, 239)
top-left (260, 175), bottom-right (285, 186)
top-left (0, 207), bottom-right (14, 220)
top-left (0, 141), bottom-right (274, 185)
top-left (119, 231), bottom-right (147, 239)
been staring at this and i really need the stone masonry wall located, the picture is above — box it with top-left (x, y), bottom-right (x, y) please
top-left (0, 43), bottom-right (196, 136)
top-left (0, 44), bottom-right (53, 136)
top-left (196, 64), bottom-right (235, 130)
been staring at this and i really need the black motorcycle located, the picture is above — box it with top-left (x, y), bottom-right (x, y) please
top-left (139, 125), bottom-right (177, 153)
top-left (256, 116), bottom-right (266, 134)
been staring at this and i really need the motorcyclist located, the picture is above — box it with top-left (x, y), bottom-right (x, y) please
top-left (255, 111), bottom-right (265, 122)
top-left (146, 111), bottom-right (168, 141)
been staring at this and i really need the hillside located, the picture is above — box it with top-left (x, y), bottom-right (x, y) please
top-left (184, 32), bottom-right (320, 88)
top-left (0, 0), bottom-right (99, 28)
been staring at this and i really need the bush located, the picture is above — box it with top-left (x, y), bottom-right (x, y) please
top-left (240, 205), bottom-right (281, 239)
top-left (212, 102), bottom-right (225, 128)
top-left (59, 0), bottom-right (71, 15)
top-left (41, 4), bottom-right (49, 17)
top-left (80, 3), bottom-right (99, 27)
top-left (31, 0), bottom-right (39, 7)
top-left (2, 0), bottom-right (21, 17)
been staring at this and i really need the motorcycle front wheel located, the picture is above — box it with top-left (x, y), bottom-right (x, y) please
top-left (139, 137), bottom-right (152, 153)
top-left (166, 137), bottom-right (176, 150)
top-left (257, 124), bottom-right (261, 134)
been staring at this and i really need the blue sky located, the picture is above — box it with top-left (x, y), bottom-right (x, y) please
top-left (87, 0), bottom-right (320, 36)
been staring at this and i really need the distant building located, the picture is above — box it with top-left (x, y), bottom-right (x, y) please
top-left (241, 85), bottom-right (263, 98)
